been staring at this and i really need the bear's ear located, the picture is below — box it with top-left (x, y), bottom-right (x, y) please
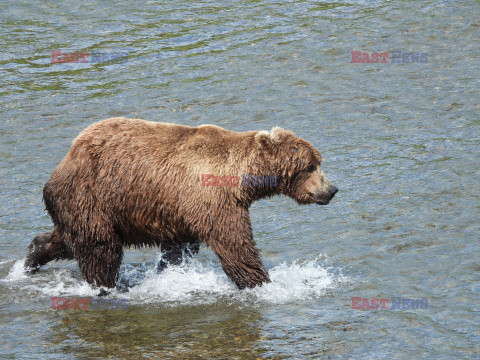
top-left (255, 130), bottom-right (273, 149)
top-left (270, 127), bottom-right (295, 144)
top-left (255, 127), bottom-right (295, 149)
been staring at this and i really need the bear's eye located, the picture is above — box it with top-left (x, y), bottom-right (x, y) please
top-left (306, 165), bottom-right (316, 172)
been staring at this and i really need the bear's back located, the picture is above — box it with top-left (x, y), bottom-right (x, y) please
top-left (75, 118), bottom-right (236, 149)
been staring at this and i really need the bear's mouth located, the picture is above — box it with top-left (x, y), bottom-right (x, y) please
top-left (307, 192), bottom-right (331, 205)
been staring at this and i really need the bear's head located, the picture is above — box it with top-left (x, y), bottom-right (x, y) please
top-left (255, 127), bottom-right (338, 205)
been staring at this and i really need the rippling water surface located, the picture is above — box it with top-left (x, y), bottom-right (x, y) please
top-left (1, 0), bottom-right (479, 359)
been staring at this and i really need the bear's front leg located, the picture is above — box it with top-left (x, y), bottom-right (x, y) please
top-left (207, 213), bottom-right (271, 289)
top-left (216, 246), bottom-right (271, 289)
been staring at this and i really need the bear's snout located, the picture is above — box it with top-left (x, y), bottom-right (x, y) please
top-left (313, 184), bottom-right (338, 205)
top-left (329, 185), bottom-right (339, 197)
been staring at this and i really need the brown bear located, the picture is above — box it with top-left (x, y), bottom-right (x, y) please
top-left (25, 118), bottom-right (337, 290)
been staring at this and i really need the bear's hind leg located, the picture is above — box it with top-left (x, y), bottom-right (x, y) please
top-left (77, 240), bottom-right (124, 289)
top-left (24, 228), bottom-right (72, 273)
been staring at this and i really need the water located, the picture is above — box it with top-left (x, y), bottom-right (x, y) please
top-left (1, 0), bottom-right (479, 358)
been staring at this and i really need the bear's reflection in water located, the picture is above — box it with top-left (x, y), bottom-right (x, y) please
top-left (50, 303), bottom-right (268, 359)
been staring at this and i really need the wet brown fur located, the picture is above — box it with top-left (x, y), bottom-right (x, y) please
top-left (25, 117), bottom-right (332, 289)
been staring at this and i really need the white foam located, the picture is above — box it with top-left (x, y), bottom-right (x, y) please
top-left (4, 259), bottom-right (29, 281)
top-left (2, 255), bottom-right (347, 306)
top-left (243, 259), bottom-right (338, 304)
top-left (2, 259), bottom-right (98, 296)
top-left (125, 258), bottom-right (234, 305)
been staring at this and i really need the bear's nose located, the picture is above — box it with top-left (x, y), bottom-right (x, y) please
top-left (329, 185), bottom-right (338, 197)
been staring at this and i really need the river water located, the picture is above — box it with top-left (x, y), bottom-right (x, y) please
top-left (1, 0), bottom-right (479, 359)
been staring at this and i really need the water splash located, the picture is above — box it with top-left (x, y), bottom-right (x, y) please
top-left (4, 259), bottom-right (29, 282)
top-left (2, 254), bottom-right (346, 306)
